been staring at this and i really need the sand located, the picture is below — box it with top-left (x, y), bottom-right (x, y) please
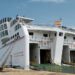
top-left (0, 68), bottom-right (74, 75)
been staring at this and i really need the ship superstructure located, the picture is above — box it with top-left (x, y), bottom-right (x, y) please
top-left (0, 16), bottom-right (75, 70)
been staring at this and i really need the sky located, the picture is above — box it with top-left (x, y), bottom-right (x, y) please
top-left (0, 0), bottom-right (75, 27)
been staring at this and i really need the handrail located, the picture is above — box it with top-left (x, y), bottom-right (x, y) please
top-left (0, 36), bottom-right (24, 68)
top-left (0, 46), bottom-right (10, 62)
top-left (2, 46), bottom-right (13, 67)
top-left (0, 43), bottom-right (14, 67)
top-left (0, 36), bottom-right (24, 50)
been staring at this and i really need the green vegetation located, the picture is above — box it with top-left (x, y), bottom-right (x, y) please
top-left (31, 64), bottom-right (75, 74)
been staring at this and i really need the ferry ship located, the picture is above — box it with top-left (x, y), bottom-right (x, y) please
top-left (0, 16), bottom-right (75, 70)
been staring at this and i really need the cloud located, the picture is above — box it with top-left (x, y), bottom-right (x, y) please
top-left (30, 0), bottom-right (65, 3)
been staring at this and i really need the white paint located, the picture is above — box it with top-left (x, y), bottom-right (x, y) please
top-left (0, 16), bottom-right (75, 70)
top-left (22, 25), bottom-right (30, 70)
top-left (53, 32), bottom-right (64, 65)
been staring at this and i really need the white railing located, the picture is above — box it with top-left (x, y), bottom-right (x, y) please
top-left (64, 41), bottom-right (75, 49)
top-left (0, 43), bottom-right (15, 68)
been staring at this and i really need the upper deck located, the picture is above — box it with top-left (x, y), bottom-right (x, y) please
top-left (0, 16), bottom-right (75, 50)
top-left (27, 24), bottom-right (75, 35)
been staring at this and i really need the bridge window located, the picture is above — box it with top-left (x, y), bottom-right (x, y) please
top-left (43, 34), bottom-right (48, 37)
top-left (17, 32), bottom-right (19, 36)
top-left (5, 30), bottom-right (8, 35)
top-left (64, 36), bottom-right (66, 39)
top-left (29, 32), bottom-right (33, 35)
top-left (1, 31), bottom-right (5, 37)
top-left (0, 24), bottom-right (7, 31)
top-left (10, 32), bottom-right (20, 40)
top-left (1, 25), bottom-right (4, 30)
top-left (55, 33), bottom-right (57, 36)
top-left (59, 32), bottom-right (63, 36)
top-left (0, 30), bottom-right (8, 38)
top-left (15, 24), bottom-right (21, 31)
top-left (4, 24), bottom-right (7, 29)
top-left (73, 37), bottom-right (75, 40)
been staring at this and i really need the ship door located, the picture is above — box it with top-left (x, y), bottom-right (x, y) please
top-left (70, 51), bottom-right (75, 63)
top-left (40, 49), bottom-right (51, 64)
top-left (62, 45), bottom-right (69, 64)
top-left (29, 43), bottom-right (40, 65)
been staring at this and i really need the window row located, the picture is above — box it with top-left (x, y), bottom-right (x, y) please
top-left (10, 32), bottom-right (20, 39)
top-left (1, 32), bottom-right (20, 44)
top-left (29, 32), bottom-right (63, 37)
top-left (64, 36), bottom-right (75, 40)
top-left (15, 24), bottom-right (21, 31)
top-left (10, 19), bottom-right (17, 27)
top-left (29, 32), bottom-right (75, 41)
top-left (0, 24), bottom-right (7, 31)
top-left (0, 30), bottom-right (8, 38)
top-left (0, 17), bottom-right (12, 24)
top-left (55, 32), bottom-right (63, 37)
top-left (29, 32), bottom-right (49, 37)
